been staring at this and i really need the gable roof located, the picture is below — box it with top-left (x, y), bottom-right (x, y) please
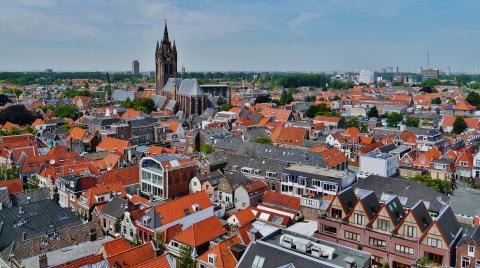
top-left (409, 200), bottom-right (433, 232)
top-left (97, 137), bottom-right (132, 153)
top-left (434, 205), bottom-right (462, 247)
top-left (150, 191), bottom-right (212, 226)
top-left (106, 242), bottom-right (156, 268)
top-left (262, 191), bottom-right (301, 211)
top-left (0, 179), bottom-right (24, 194)
top-left (173, 216), bottom-right (226, 247)
top-left (336, 187), bottom-right (358, 216)
top-left (97, 165), bottom-right (139, 186)
top-left (198, 235), bottom-right (242, 268)
top-left (231, 207), bottom-right (256, 226)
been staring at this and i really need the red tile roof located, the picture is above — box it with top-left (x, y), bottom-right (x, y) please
top-left (242, 180), bottom-right (269, 194)
top-left (271, 127), bottom-right (306, 146)
top-left (102, 238), bottom-right (134, 258)
top-left (259, 108), bottom-right (291, 122)
top-left (132, 255), bottom-right (172, 268)
top-left (173, 216), bottom-right (226, 247)
top-left (0, 179), bottom-right (24, 194)
top-left (231, 207), bottom-right (256, 226)
top-left (198, 236), bottom-right (242, 268)
top-left (319, 147), bottom-right (347, 168)
top-left (262, 191), bottom-right (301, 210)
top-left (97, 137), bottom-right (132, 153)
top-left (80, 182), bottom-right (126, 206)
top-left (97, 165), bottom-right (139, 186)
top-left (53, 254), bottom-right (104, 268)
top-left (313, 115), bottom-right (340, 123)
top-left (151, 191), bottom-right (212, 226)
top-left (106, 242), bottom-right (156, 268)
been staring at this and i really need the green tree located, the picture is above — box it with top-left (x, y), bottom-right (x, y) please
top-left (305, 103), bottom-right (337, 118)
top-left (452, 116), bottom-right (467, 134)
top-left (411, 174), bottom-right (451, 194)
top-left (367, 106), bottom-right (379, 118)
top-left (466, 91), bottom-right (480, 109)
top-left (345, 117), bottom-right (359, 128)
top-left (254, 94), bottom-right (271, 104)
top-left (53, 186), bottom-right (60, 205)
top-left (431, 97), bottom-right (441, 105)
top-left (405, 117), bottom-right (420, 127)
top-left (178, 245), bottom-right (195, 268)
top-left (199, 144), bottom-right (213, 154)
top-left (153, 231), bottom-right (165, 255)
top-left (279, 89), bottom-right (294, 105)
top-left (219, 104), bottom-right (231, 111)
top-left (255, 137), bottom-right (272, 144)
top-left (422, 78), bottom-right (441, 87)
top-left (387, 112), bottom-right (403, 127)
top-left (54, 104), bottom-right (80, 120)
top-left (114, 218), bottom-right (122, 234)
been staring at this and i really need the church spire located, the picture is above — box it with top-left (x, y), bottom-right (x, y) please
top-left (155, 40), bottom-right (159, 56)
top-left (163, 19), bottom-right (169, 42)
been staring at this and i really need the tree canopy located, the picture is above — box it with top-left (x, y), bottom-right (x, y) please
top-left (466, 91), bottom-right (480, 109)
top-left (452, 116), bottom-right (467, 134)
top-left (367, 106), bottom-right (379, 118)
top-left (431, 97), bottom-right (441, 105)
top-left (123, 98), bottom-right (156, 114)
top-left (405, 117), bottom-right (420, 127)
top-left (54, 104), bottom-right (80, 120)
top-left (0, 105), bottom-right (39, 125)
top-left (387, 112), bottom-right (403, 127)
top-left (305, 103), bottom-right (338, 118)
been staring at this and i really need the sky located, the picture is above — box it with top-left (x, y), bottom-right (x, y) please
top-left (0, 0), bottom-right (479, 73)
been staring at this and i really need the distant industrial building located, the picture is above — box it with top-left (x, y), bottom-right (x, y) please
top-left (421, 68), bottom-right (439, 81)
top-left (358, 70), bottom-right (375, 84)
top-left (132, 60), bottom-right (140, 74)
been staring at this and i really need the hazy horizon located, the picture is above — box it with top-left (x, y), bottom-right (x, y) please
top-left (1, 0), bottom-right (479, 73)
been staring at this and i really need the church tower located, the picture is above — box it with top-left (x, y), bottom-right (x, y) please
top-left (155, 21), bottom-right (177, 94)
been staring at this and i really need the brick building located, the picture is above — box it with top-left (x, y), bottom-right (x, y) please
top-left (316, 187), bottom-right (463, 268)
top-left (139, 154), bottom-right (198, 200)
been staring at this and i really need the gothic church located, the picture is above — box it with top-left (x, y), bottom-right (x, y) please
top-left (155, 22), bottom-right (207, 116)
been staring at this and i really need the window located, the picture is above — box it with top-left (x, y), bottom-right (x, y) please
top-left (171, 241), bottom-right (179, 248)
top-left (468, 245), bottom-right (475, 253)
top-left (376, 218), bottom-right (390, 231)
top-left (252, 255), bottom-right (265, 268)
top-left (426, 237), bottom-right (442, 248)
top-left (344, 231), bottom-right (360, 241)
top-left (369, 237), bottom-right (386, 248)
top-left (372, 256), bottom-right (383, 267)
top-left (403, 225), bottom-right (417, 238)
top-left (461, 257), bottom-right (470, 268)
top-left (331, 208), bottom-right (342, 219)
top-left (272, 216), bottom-right (283, 225)
top-left (395, 244), bottom-right (414, 255)
top-left (354, 213), bottom-right (366, 225)
top-left (322, 225), bottom-right (336, 234)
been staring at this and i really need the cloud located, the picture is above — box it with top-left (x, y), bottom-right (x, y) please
top-left (287, 12), bottom-right (321, 34)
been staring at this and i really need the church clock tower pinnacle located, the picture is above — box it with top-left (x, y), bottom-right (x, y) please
top-left (155, 20), bottom-right (177, 93)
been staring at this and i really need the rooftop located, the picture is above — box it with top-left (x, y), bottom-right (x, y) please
top-left (238, 229), bottom-right (371, 268)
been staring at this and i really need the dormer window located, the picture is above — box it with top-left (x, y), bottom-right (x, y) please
top-left (192, 204), bottom-right (200, 212)
top-left (208, 253), bottom-right (217, 264)
top-left (69, 181), bottom-right (75, 188)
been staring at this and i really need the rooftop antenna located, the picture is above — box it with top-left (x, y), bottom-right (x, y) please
top-left (427, 52), bottom-right (430, 69)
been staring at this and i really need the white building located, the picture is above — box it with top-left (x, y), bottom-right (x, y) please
top-left (358, 70), bottom-right (375, 84)
top-left (359, 152), bottom-right (398, 177)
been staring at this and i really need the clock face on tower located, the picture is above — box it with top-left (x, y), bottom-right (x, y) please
top-left (166, 50), bottom-right (172, 60)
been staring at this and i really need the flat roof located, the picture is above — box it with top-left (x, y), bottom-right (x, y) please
top-left (285, 164), bottom-right (348, 179)
top-left (260, 229), bottom-right (371, 267)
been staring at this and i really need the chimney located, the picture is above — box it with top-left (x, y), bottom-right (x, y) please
top-left (136, 188), bottom-right (140, 197)
top-left (230, 244), bottom-right (246, 261)
top-left (21, 232), bottom-right (27, 241)
top-left (39, 254), bottom-right (48, 268)
top-left (89, 228), bottom-right (97, 241)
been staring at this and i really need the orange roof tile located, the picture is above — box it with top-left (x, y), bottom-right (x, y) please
top-left (173, 216), bottom-right (226, 247)
top-left (97, 137), bottom-right (132, 153)
top-left (343, 127), bottom-right (360, 137)
top-left (69, 127), bottom-right (88, 141)
top-left (270, 127), bottom-right (306, 146)
top-left (259, 108), bottom-right (292, 122)
top-left (231, 207), bottom-right (256, 225)
top-left (319, 147), bottom-right (347, 168)
top-left (102, 238), bottom-right (134, 258)
top-left (198, 236), bottom-right (242, 268)
top-left (0, 179), bottom-right (24, 194)
top-left (97, 165), bottom-right (139, 186)
top-left (132, 255), bottom-right (172, 268)
top-left (243, 180), bottom-right (269, 194)
top-left (262, 191), bottom-right (301, 210)
top-left (151, 191), bottom-right (212, 226)
top-left (313, 115), bottom-right (340, 123)
top-left (106, 242), bottom-right (156, 268)
top-left (455, 102), bottom-right (476, 111)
